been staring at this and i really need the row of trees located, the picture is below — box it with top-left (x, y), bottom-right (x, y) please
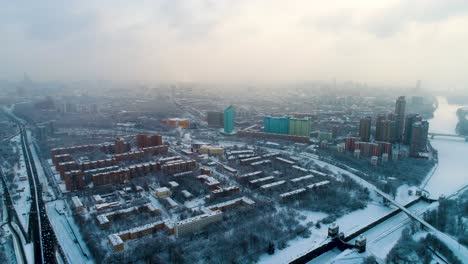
top-left (170, 203), bottom-right (310, 263)
top-left (286, 174), bottom-right (369, 224)
top-left (387, 228), bottom-right (464, 264)
top-left (318, 148), bottom-right (435, 196)
top-left (423, 191), bottom-right (468, 247)
top-left (0, 235), bottom-right (15, 264)
top-left (456, 108), bottom-right (468, 136)
top-left (74, 196), bottom-right (313, 263)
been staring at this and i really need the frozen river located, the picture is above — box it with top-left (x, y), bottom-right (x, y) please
top-left (425, 96), bottom-right (468, 198)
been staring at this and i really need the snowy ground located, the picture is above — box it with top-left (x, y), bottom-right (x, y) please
top-left (9, 222), bottom-right (34, 264)
top-left (0, 232), bottom-right (18, 264)
top-left (312, 249), bottom-right (370, 264)
top-left (1, 188), bottom-right (18, 264)
top-left (348, 201), bottom-right (431, 260)
top-left (258, 203), bottom-right (393, 264)
top-left (306, 201), bottom-right (436, 263)
top-left (257, 147), bottom-right (437, 263)
top-left (28, 132), bottom-right (55, 200)
top-left (394, 184), bottom-right (419, 205)
top-left (297, 211), bottom-right (328, 226)
top-left (46, 200), bottom-right (93, 264)
top-left (258, 224), bottom-right (329, 264)
top-left (307, 248), bottom-right (344, 264)
top-left (23, 242), bottom-right (34, 264)
top-left (4, 224), bottom-right (23, 264)
top-left (184, 197), bottom-right (205, 209)
top-left (433, 230), bottom-right (468, 263)
top-left (49, 164), bottom-right (67, 194)
top-left (335, 204), bottom-right (394, 236)
top-left (9, 135), bottom-right (31, 232)
top-left (146, 193), bottom-right (172, 220)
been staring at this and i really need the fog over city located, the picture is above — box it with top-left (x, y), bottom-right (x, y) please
top-left (1, 0), bottom-right (468, 89)
top-left (1, 1), bottom-right (468, 264)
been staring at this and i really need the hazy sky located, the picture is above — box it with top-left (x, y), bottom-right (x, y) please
top-left (1, 0), bottom-right (468, 88)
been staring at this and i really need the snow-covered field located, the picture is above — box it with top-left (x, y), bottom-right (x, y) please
top-left (9, 222), bottom-right (34, 264)
top-left (348, 201), bottom-right (431, 260)
top-left (184, 197), bottom-right (205, 209)
top-left (23, 242), bottom-right (34, 264)
top-left (394, 184), bottom-right (419, 205)
top-left (258, 203), bottom-right (393, 264)
top-left (258, 148), bottom-right (404, 264)
top-left (258, 224), bottom-right (329, 264)
top-left (46, 200), bottom-right (93, 264)
top-left (310, 248), bottom-right (370, 264)
top-left (305, 200), bottom-right (447, 263)
top-left (335, 204), bottom-right (394, 236)
top-left (28, 135), bottom-right (56, 200)
top-left (28, 133), bottom-right (49, 188)
top-left (10, 135), bottom-right (31, 232)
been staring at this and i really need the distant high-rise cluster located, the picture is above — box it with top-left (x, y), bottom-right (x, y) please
top-left (392, 96), bottom-right (429, 157)
top-left (350, 95), bottom-right (429, 159)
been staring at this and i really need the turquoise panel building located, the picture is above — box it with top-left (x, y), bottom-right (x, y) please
top-left (263, 116), bottom-right (290, 134)
top-left (224, 106), bottom-right (235, 133)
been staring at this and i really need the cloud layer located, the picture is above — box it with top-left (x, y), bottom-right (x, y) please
top-left (1, 0), bottom-right (468, 89)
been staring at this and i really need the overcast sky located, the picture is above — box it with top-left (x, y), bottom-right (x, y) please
top-left (1, 0), bottom-right (468, 89)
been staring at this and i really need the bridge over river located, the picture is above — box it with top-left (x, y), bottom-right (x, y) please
top-left (428, 132), bottom-right (468, 141)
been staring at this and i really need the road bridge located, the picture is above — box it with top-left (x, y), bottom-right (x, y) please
top-left (428, 132), bottom-right (468, 141)
top-left (374, 189), bottom-right (436, 232)
top-left (374, 188), bottom-right (468, 261)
